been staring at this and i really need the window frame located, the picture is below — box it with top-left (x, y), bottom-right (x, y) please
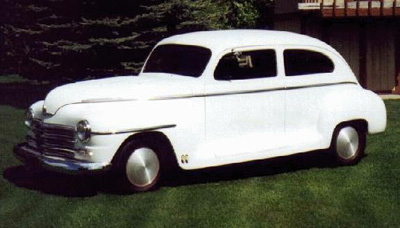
top-left (283, 48), bottom-right (336, 77)
top-left (213, 48), bottom-right (279, 81)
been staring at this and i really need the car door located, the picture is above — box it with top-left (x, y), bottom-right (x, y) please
top-left (283, 47), bottom-right (337, 152)
top-left (204, 47), bottom-right (286, 160)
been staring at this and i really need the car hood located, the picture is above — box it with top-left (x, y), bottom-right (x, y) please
top-left (43, 74), bottom-right (201, 114)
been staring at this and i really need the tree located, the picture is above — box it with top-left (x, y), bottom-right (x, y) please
top-left (0, 0), bottom-right (273, 81)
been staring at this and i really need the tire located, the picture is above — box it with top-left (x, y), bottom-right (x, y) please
top-left (332, 124), bottom-right (366, 165)
top-left (118, 137), bottom-right (165, 192)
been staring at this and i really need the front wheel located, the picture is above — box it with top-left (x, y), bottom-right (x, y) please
top-left (118, 138), bottom-right (164, 192)
top-left (332, 125), bottom-right (366, 165)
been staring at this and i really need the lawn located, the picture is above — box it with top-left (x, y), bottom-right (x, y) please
top-left (0, 101), bottom-right (399, 228)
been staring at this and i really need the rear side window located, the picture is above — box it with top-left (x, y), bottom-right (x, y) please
top-left (284, 49), bottom-right (334, 76)
top-left (214, 49), bottom-right (277, 80)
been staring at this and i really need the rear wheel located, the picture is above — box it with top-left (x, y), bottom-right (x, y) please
top-left (332, 124), bottom-right (366, 165)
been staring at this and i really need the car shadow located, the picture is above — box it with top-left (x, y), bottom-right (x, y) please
top-left (2, 166), bottom-right (104, 197)
top-left (2, 149), bottom-right (350, 197)
top-left (163, 150), bottom-right (341, 188)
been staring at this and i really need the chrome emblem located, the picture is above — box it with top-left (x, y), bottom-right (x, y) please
top-left (180, 154), bottom-right (189, 164)
top-left (42, 105), bottom-right (47, 114)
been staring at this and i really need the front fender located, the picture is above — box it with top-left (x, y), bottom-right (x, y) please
top-left (40, 100), bottom-right (182, 164)
top-left (29, 100), bottom-right (45, 119)
top-left (41, 96), bottom-right (204, 166)
top-left (45, 100), bottom-right (178, 133)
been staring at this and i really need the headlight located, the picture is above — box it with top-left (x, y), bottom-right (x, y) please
top-left (76, 120), bottom-right (91, 142)
top-left (24, 108), bottom-right (34, 127)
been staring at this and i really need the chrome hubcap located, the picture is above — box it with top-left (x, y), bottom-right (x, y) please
top-left (336, 126), bottom-right (359, 160)
top-left (126, 147), bottom-right (160, 187)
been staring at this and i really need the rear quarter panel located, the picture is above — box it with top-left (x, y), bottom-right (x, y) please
top-left (317, 86), bottom-right (387, 148)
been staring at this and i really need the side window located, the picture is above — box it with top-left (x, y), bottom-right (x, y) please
top-left (214, 49), bottom-right (277, 80)
top-left (284, 49), bottom-right (334, 76)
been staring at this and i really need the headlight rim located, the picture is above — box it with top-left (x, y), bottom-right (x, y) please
top-left (24, 108), bottom-right (34, 127)
top-left (76, 120), bottom-right (91, 142)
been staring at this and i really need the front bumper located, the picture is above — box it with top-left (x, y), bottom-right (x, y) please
top-left (13, 142), bottom-right (112, 174)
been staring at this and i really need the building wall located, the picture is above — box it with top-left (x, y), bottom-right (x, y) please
top-left (274, 15), bottom-right (398, 92)
top-left (274, 14), bottom-right (302, 33)
top-left (275, 0), bottom-right (300, 15)
top-left (329, 22), bottom-right (361, 81)
top-left (366, 21), bottom-right (396, 91)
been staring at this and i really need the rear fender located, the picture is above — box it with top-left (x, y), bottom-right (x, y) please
top-left (317, 88), bottom-right (386, 148)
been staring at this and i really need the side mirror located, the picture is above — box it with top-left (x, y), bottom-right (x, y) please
top-left (234, 51), bottom-right (253, 68)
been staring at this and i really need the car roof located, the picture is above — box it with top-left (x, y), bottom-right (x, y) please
top-left (158, 29), bottom-right (334, 52)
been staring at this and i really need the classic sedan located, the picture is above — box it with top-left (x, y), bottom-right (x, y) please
top-left (14, 30), bottom-right (387, 192)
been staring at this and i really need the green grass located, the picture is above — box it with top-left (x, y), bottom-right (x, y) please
top-left (1, 101), bottom-right (399, 228)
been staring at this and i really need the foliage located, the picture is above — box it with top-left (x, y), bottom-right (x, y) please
top-left (0, 100), bottom-right (399, 227)
top-left (0, 74), bottom-right (29, 84)
top-left (0, 0), bottom-right (273, 81)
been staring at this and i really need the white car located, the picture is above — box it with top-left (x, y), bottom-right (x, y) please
top-left (14, 30), bottom-right (387, 192)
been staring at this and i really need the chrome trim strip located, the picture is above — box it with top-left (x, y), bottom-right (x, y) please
top-left (285, 81), bottom-right (357, 91)
top-left (151, 81), bottom-right (358, 100)
top-left (54, 81), bottom-right (358, 113)
top-left (43, 147), bottom-right (76, 154)
top-left (81, 98), bottom-right (131, 103)
top-left (32, 119), bottom-right (75, 131)
top-left (91, 124), bottom-right (177, 135)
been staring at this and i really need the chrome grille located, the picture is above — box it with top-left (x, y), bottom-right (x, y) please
top-left (26, 120), bottom-right (77, 158)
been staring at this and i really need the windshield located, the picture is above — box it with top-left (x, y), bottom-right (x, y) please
top-left (143, 44), bottom-right (212, 77)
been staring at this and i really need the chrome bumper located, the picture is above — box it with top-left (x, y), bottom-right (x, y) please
top-left (13, 142), bottom-right (111, 174)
